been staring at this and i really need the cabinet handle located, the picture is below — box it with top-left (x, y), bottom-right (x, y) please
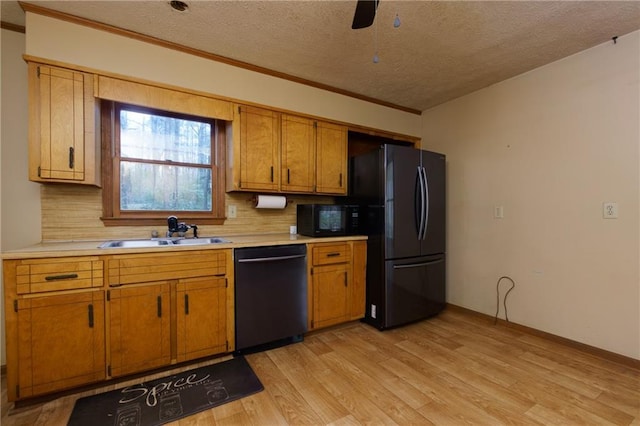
top-left (157, 296), bottom-right (162, 318)
top-left (88, 304), bottom-right (94, 328)
top-left (326, 252), bottom-right (341, 257)
top-left (45, 273), bottom-right (78, 281)
top-left (270, 166), bottom-right (274, 182)
top-left (339, 173), bottom-right (343, 187)
top-left (184, 294), bottom-right (189, 315)
top-left (69, 147), bottom-right (75, 169)
top-left (287, 169), bottom-right (290, 184)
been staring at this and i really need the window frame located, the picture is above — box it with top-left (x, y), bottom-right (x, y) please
top-left (101, 101), bottom-right (226, 226)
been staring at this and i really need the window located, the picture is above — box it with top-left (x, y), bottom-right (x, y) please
top-left (102, 102), bottom-right (226, 225)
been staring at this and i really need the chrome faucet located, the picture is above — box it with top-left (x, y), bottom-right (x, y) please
top-left (167, 216), bottom-right (198, 238)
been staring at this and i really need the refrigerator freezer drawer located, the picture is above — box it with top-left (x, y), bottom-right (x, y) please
top-left (370, 255), bottom-right (445, 329)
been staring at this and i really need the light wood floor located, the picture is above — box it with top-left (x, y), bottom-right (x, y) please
top-left (2, 308), bottom-right (639, 425)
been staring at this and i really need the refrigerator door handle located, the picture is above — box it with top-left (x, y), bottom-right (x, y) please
top-left (393, 258), bottom-right (445, 269)
top-left (422, 166), bottom-right (429, 240)
top-left (417, 166), bottom-right (426, 239)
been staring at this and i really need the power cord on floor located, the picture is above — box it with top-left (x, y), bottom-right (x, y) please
top-left (494, 276), bottom-right (516, 325)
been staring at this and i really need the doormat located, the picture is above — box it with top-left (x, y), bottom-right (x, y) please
top-left (68, 356), bottom-right (263, 426)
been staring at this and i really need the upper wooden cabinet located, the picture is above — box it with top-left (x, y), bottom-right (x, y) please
top-left (228, 104), bottom-right (348, 195)
top-left (281, 114), bottom-right (315, 193)
top-left (231, 105), bottom-right (281, 192)
top-left (316, 121), bottom-right (348, 195)
top-left (27, 62), bottom-right (100, 186)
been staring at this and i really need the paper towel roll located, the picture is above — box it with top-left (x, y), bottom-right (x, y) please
top-left (254, 195), bottom-right (287, 209)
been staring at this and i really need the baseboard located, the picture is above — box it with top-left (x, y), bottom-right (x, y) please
top-left (445, 303), bottom-right (640, 370)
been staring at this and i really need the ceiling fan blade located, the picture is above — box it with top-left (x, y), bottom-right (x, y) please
top-left (351, 0), bottom-right (379, 29)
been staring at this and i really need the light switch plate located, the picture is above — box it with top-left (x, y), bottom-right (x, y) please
top-left (603, 202), bottom-right (618, 219)
top-left (228, 205), bottom-right (237, 218)
top-left (494, 205), bottom-right (504, 219)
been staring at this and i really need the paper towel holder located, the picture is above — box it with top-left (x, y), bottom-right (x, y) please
top-left (248, 194), bottom-right (292, 208)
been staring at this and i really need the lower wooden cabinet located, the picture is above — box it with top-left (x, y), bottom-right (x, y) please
top-left (307, 240), bottom-right (367, 331)
top-left (108, 276), bottom-right (229, 377)
top-left (13, 291), bottom-right (105, 400)
top-left (106, 250), bottom-right (233, 379)
top-left (108, 282), bottom-right (171, 377)
top-left (2, 241), bottom-right (363, 401)
top-left (311, 262), bottom-right (351, 329)
top-left (3, 249), bottom-right (234, 401)
top-left (176, 276), bottom-right (228, 362)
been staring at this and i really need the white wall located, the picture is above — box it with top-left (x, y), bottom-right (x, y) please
top-left (421, 31), bottom-right (640, 359)
top-left (1, 28), bottom-right (41, 366)
top-left (24, 13), bottom-right (421, 138)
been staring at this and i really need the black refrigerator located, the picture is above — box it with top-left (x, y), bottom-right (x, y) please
top-left (349, 144), bottom-right (446, 330)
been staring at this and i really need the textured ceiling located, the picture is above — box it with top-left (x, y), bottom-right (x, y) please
top-left (2, 1), bottom-right (640, 112)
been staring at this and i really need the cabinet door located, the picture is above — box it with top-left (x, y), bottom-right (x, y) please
top-left (15, 291), bottom-right (105, 398)
top-left (238, 105), bottom-right (280, 191)
top-left (316, 121), bottom-right (347, 195)
top-left (109, 283), bottom-right (171, 377)
top-left (311, 263), bottom-right (350, 330)
top-left (28, 63), bottom-right (97, 184)
top-left (281, 114), bottom-right (316, 193)
top-left (176, 276), bottom-right (227, 362)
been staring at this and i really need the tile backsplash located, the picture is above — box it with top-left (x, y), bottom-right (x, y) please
top-left (41, 184), bottom-right (333, 241)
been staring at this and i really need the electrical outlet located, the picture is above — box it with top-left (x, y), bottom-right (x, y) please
top-left (371, 304), bottom-right (377, 319)
top-left (603, 202), bottom-right (618, 219)
top-left (228, 205), bottom-right (237, 218)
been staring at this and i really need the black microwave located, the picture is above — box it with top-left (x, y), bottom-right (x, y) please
top-left (296, 204), bottom-right (360, 237)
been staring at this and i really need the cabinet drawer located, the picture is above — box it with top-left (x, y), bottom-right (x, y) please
top-left (311, 243), bottom-right (350, 266)
top-left (108, 250), bottom-right (228, 286)
top-left (16, 257), bottom-right (103, 294)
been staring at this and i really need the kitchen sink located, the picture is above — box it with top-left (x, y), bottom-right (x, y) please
top-left (98, 237), bottom-right (231, 249)
top-left (172, 237), bottom-right (231, 245)
top-left (98, 240), bottom-right (173, 248)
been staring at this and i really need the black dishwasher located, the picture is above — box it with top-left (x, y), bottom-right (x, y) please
top-left (234, 244), bottom-right (307, 353)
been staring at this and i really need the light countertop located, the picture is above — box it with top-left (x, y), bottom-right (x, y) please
top-left (1, 234), bottom-right (367, 259)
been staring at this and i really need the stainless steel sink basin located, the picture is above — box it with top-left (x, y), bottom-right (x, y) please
top-left (172, 237), bottom-right (231, 245)
top-left (98, 237), bottom-right (231, 249)
top-left (98, 239), bottom-right (173, 248)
